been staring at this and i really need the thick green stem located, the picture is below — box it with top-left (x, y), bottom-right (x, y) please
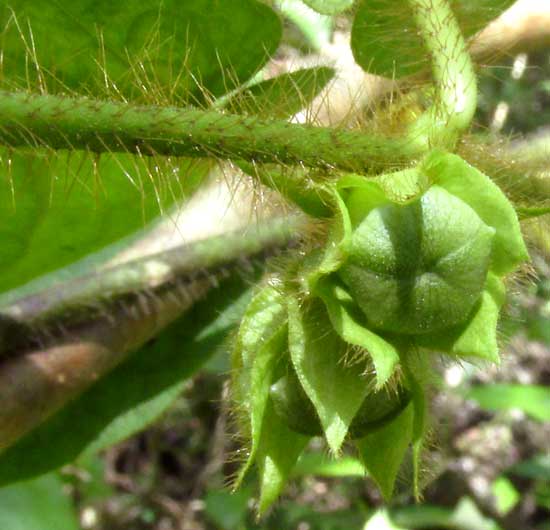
top-left (0, 214), bottom-right (302, 333)
top-left (0, 90), bottom-right (423, 174)
top-left (407, 0), bottom-right (477, 149)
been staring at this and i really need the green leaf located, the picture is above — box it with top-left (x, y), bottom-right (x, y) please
top-left (302, 0), bottom-right (354, 15)
top-left (224, 66), bottom-right (335, 119)
top-left (0, 0), bottom-right (281, 100)
top-left (510, 454), bottom-right (550, 481)
top-left (0, 473), bottom-right (79, 530)
top-left (491, 476), bottom-right (520, 516)
top-left (317, 278), bottom-right (400, 388)
top-left (0, 274), bottom-right (255, 486)
top-left (455, 1), bottom-right (516, 37)
top-left (416, 273), bottom-right (505, 363)
top-left (0, 150), bottom-right (208, 293)
top-left (292, 453), bottom-right (366, 478)
top-left (351, 1), bottom-right (424, 78)
top-left (256, 399), bottom-right (310, 515)
top-left (356, 403), bottom-right (414, 500)
top-left (287, 297), bottom-right (371, 454)
top-left (424, 150), bottom-right (529, 275)
top-left (232, 285), bottom-right (288, 486)
top-left (351, 0), bottom-right (514, 78)
top-left (466, 384), bottom-right (550, 422)
top-left (390, 497), bottom-right (503, 530)
top-left (204, 487), bottom-right (251, 530)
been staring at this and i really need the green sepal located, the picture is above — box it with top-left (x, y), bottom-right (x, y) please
top-left (232, 284), bottom-right (288, 488)
top-left (235, 283), bottom-right (287, 370)
top-left (424, 150), bottom-right (529, 275)
top-left (287, 297), bottom-right (371, 454)
top-left (355, 403), bottom-right (414, 500)
top-left (400, 351), bottom-right (430, 500)
top-left (338, 168), bottom-right (428, 215)
top-left (337, 175), bottom-right (390, 227)
top-left (302, 186), bottom-right (352, 291)
top-left (416, 273), bottom-right (505, 363)
top-left (238, 162), bottom-right (333, 218)
top-left (256, 399), bottom-right (310, 515)
top-left (316, 277), bottom-right (400, 388)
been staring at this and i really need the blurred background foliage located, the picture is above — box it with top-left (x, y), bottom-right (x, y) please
top-left (0, 0), bottom-right (549, 529)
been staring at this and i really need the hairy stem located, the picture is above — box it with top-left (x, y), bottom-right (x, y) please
top-left (0, 214), bottom-right (302, 342)
top-left (0, 90), bottom-right (424, 174)
top-left (407, 0), bottom-right (477, 149)
top-left (0, 214), bottom-right (301, 450)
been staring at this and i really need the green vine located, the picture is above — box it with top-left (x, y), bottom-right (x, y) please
top-left (0, 0), bottom-right (545, 515)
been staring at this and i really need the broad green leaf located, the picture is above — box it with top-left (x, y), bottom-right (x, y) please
top-left (287, 297), bottom-right (371, 454)
top-left (0, 274), bottom-right (255, 485)
top-left (0, 473), bottom-right (79, 530)
top-left (466, 384), bottom-right (550, 422)
top-left (317, 278), bottom-right (399, 388)
top-left (456, 1), bottom-right (516, 37)
top-left (224, 66), bottom-right (335, 119)
top-left (0, 150), bottom-right (208, 293)
top-left (351, 1), bottom-right (424, 79)
top-left (0, 0), bottom-right (281, 100)
top-left (256, 399), bottom-right (310, 515)
top-left (232, 284), bottom-right (288, 486)
top-left (302, 0), bottom-right (354, 15)
top-left (424, 150), bottom-right (529, 275)
top-left (356, 403), bottom-right (414, 500)
top-left (292, 453), bottom-right (366, 478)
top-left (351, 0), bottom-right (514, 78)
top-left (416, 273), bottom-right (505, 363)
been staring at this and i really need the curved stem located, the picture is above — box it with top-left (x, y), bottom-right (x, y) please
top-left (0, 90), bottom-right (423, 174)
top-left (407, 0), bottom-right (477, 150)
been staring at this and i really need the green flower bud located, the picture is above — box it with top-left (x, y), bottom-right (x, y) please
top-left (338, 185), bottom-right (495, 335)
top-left (270, 367), bottom-right (410, 438)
